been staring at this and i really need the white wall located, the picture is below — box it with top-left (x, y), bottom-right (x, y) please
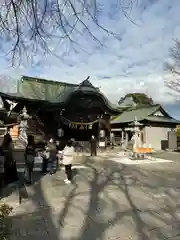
top-left (144, 126), bottom-right (171, 150)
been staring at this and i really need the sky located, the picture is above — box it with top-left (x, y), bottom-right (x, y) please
top-left (0, 0), bottom-right (180, 118)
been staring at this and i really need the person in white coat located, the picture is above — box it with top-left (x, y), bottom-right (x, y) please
top-left (62, 139), bottom-right (75, 184)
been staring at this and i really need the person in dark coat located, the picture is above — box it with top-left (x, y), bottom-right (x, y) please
top-left (47, 138), bottom-right (57, 175)
top-left (90, 135), bottom-right (97, 156)
top-left (2, 133), bottom-right (18, 185)
top-left (24, 135), bottom-right (36, 184)
top-left (0, 146), bottom-right (4, 197)
top-left (41, 144), bottom-right (50, 174)
top-left (55, 140), bottom-right (61, 171)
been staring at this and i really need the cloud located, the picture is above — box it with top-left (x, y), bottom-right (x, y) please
top-left (0, 0), bottom-right (180, 107)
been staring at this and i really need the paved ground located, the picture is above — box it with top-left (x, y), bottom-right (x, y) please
top-left (152, 151), bottom-right (180, 161)
top-left (2, 150), bottom-right (180, 240)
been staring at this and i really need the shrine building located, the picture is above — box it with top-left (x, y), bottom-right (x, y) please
top-left (111, 103), bottom-right (179, 150)
top-left (0, 76), bottom-right (120, 144)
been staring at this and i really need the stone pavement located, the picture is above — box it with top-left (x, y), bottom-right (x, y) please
top-left (152, 151), bottom-right (180, 162)
top-left (2, 151), bottom-right (180, 240)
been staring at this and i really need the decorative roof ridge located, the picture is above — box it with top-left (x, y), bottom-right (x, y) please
top-left (78, 76), bottom-right (97, 89)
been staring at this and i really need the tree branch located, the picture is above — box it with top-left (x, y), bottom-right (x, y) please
top-left (0, 0), bottom-right (138, 65)
top-left (165, 39), bottom-right (180, 96)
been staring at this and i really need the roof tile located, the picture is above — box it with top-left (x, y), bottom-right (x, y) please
top-left (111, 105), bottom-right (160, 123)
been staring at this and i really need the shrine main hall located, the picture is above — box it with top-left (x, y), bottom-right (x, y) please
top-left (0, 76), bottom-right (120, 142)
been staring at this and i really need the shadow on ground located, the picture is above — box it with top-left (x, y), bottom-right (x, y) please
top-left (6, 156), bottom-right (180, 240)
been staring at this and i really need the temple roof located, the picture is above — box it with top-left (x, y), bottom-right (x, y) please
top-left (18, 75), bottom-right (78, 102)
top-left (0, 76), bottom-right (120, 115)
top-left (111, 104), bottom-right (180, 124)
top-left (78, 76), bottom-right (97, 90)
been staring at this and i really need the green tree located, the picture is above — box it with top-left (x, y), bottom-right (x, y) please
top-left (118, 93), bottom-right (154, 106)
top-left (176, 127), bottom-right (180, 137)
top-left (165, 39), bottom-right (180, 97)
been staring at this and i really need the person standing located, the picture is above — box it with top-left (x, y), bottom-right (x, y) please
top-left (2, 133), bottom-right (18, 185)
top-left (56, 140), bottom-right (61, 171)
top-left (62, 139), bottom-right (75, 184)
top-left (0, 146), bottom-right (4, 197)
top-left (24, 135), bottom-right (36, 184)
top-left (47, 138), bottom-right (57, 175)
top-left (56, 149), bottom-right (63, 168)
top-left (90, 135), bottom-right (97, 156)
top-left (110, 132), bottom-right (115, 148)
top-left (41, 144), bottom-right (50, 174)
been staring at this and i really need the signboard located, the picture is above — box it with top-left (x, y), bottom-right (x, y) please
top-left (61, 116), bottom-right (97, 130)
top-left (69, 123), bottom-right (92, 130)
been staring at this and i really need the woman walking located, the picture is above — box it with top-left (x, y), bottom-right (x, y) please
top-left (24, 135), bottom-right (36, 184)
top-left (62, 139), bottom-right (75, 184)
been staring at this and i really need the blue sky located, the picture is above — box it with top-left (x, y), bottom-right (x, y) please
top-left (0, 0), bottom-right (180, 117)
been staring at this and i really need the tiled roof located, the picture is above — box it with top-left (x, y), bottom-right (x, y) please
top-left (111, 105), bottom-right (160, 124)
top-left (144, 116), bottom-right (180, 124)
top-left (0, 76), bottom-right (121, 115)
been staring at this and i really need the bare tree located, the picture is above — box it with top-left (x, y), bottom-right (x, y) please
top-left (165, 39), bottom-right (180, 96)
top-left (0, 75), bottom-right (17, 92)
top-left (0, 0), bottom-right (137, 65)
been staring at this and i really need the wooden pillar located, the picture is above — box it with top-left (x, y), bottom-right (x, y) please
top-left (121, 130), bottom-right (124, 140)
top-left (125, 132), bottom-right (128, 148)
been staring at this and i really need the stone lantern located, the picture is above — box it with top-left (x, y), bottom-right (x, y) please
top-left (128, 116), bottom-right (143, 158)
top-left (133, 117), bottom-right (143, 146)
top-left (18, 106), bottom-right (31, 145)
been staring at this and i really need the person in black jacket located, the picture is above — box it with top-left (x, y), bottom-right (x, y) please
top-left (47, 138), bottom-right (57, 175)
top-left (41, 144), bottom-right (50, 174)
top-left (2, 133), bottom-right (18, 185)
top-left (90, 135), bottom-right (97, 156)
top-left (0, 146), bottom-right (4, 197)
top-left (24, 135), bottom-right (36, 184)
